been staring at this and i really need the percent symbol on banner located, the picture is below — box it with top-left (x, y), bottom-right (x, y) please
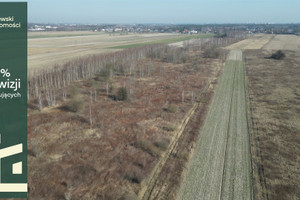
top-left (0, 69), bottom-right (11, 77)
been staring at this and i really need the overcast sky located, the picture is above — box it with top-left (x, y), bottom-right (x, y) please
top-left (1, 0), bottom-right (300, 24)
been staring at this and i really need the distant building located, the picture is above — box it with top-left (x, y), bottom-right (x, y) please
top-left (189, 30), bottom-right (198, 34)
top-left (114, 28), bottom-right (122, 32)
top-left (28, 27), bottom-right (45, 31)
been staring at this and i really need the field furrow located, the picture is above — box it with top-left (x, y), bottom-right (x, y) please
top-left (179, 50), bottom-right (252, 200)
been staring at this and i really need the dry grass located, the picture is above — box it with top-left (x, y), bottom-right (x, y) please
top-left (166, 104), bottom-right (178, 113)
top-left (225, 34), bottom-right (273, 50)
top-left (146, 82), bottom-right (217, 200)
top-left (135, 139), bottom-right (161, 157)
top-left (28, 49), bottom-right (220, 199)
top-left (263, 35), bottom-right (300, 51)
top-left (28, 31), bottom-right (185, 69)
top-left (245, 49), bottom-right (300, 200)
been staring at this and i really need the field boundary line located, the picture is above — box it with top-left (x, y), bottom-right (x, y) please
top-left (244, 52), bottom-right (268, 200)
top-left (242, 51), bottom-right (254, 200)
top-left (261, 35), bottom-right (276, 50)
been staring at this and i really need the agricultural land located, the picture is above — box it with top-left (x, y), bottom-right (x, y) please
top-left (27, 34), bottom-right (239, 199)
top-left (28, 31), bottom-right (212, 70)
top-left (179, 50), bottom-right (252, 200)
top-left (242, 35), bottom-right (300, 200)
top-left (26, 32), bottom-right (300, 200)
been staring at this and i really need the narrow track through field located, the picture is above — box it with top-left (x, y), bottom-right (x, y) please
top-left (179, 50), bottom-right (252, 200)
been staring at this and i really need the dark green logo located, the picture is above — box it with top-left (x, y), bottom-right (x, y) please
top-left (0, 3), bottom-right (27, 198)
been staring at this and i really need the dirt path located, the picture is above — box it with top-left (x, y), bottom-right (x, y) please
top-left (139, 79), bottom-right (214, 200)
top-left (179, 50), bottom-right (252, 200)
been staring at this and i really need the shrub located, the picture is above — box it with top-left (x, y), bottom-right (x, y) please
top-left (166, 104), bottom-right (178, 113)
top-left (203, 47), bottom-right (220, 58)
top-left (122, 191), bottom-right (138, 200)
top-left (215, 32), bottom-right (227, 38)
top-left (174, 149), bottom-right (189, 161)
top-left (95, 63), bottom-right (114, 81)
top-left (135, 139), bottom-right (160, 157)
top-left (154, 138), bottom-right (170, 151)
top-left (163, 124), bottom-right (176, 132)
top-left (166, 48), bottom-right (184, 63)
top-left (181, 56), bottom-right (187, 63)
top-left (270, 50), bottom-right (285, 60)
top-left (66, 97), bottom-right (83, 112)
top-left (66, 86), bottom-right (83, 112)
top-left (124, 170), bottom-right (144, 184)
top-left (69, 86), bottom-right (79, 98)
top-left (101, 63), bottom-right (113, 79)
top-left (116, 87), bottom-right (128, 101)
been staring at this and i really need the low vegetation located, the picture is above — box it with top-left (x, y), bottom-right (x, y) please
top-left (163, 123), bottom-right (177, 132)
top-left (154, 138), bottom-right (170, 151)
top-left (135, 139), bottom-right (161, 157)
top-left (180, 56), bottom-right (252, 200)
top-left (245, 49), bottom-right (300, 200)
top-left (270, 50), bottom-right (285, 60)
top-left (166, 104), bottom-right (178, 113)
top-left (116, 87), bottom-right (128, 101)
top-left (203, 46), bottom-right (221, 58)
top-left (66, 87), bottom-right (83, 112)
top-left (27, 35), bottom-right (245, 199)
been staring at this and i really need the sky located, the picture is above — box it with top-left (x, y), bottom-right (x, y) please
top-left (1, 0), bottom-right (300, 24)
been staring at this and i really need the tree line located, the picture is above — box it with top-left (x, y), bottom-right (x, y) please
top-left (28, 34), bottom-right (246, 109)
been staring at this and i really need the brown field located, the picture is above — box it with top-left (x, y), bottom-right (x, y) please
top-left (263, 34), bottom-right (300, 51)
top-left (226, 33), bottom-right (300, 51)
top-left (225, 34), bottom-right (273, 50)
top-left (27, 44), bottom-right (225, 199)
top-left (28, 31), bottom-right (182, 69)
top-left (244, 35), bottom-right (300, 200)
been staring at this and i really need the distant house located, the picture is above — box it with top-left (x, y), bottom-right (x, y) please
top-left (114, 28), bottom-right (122, 32)
top-left (28, 27), bottom-right (45, 31)
top-left (189, 30), bottom-right (198, 34)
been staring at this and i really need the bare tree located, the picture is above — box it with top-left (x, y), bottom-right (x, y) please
top-left (38, 93), bottom-right (43, 110)
top-left (27, 35), bottom-right (246, 109)
top-left (191, 91), bottom-right (194, 104)
top-left (89, 91), bottom-right (93, 126)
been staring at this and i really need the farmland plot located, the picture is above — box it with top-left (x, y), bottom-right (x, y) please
top-left (28, 32), bottom-right (212, 70)
top-left (245, 48), bottom-right (300, 200)
top-left (179, 50), bottom-right (252, 200)
top-left (225, 34), bottom-right (273, 50)
top-left (28, 32), bottom-right (180, 69)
